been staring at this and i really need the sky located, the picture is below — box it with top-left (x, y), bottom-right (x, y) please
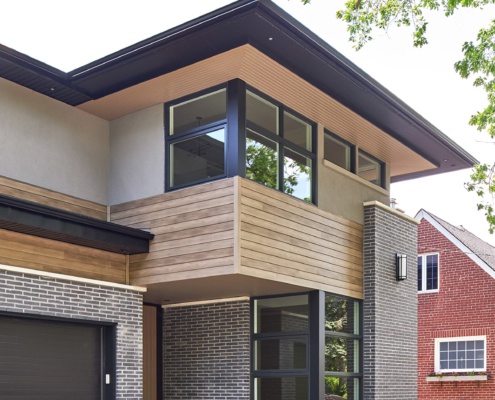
top-left (1, 0), bottom-right (495, 244)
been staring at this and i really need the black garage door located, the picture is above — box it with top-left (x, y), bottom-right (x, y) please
top-left (0, 314), bottom-right (114, 400)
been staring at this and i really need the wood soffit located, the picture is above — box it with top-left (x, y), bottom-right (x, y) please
top-left (0, 0), bottom-right (477, 182)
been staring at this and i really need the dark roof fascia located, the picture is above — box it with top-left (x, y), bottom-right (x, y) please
top-left (0, 44), bottom-right (92, 105)
top-left (0, 194), bottom-right (154, 255)
top-left (0, 0), bottom-right (478, 180)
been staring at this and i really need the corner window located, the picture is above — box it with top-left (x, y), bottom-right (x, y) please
top-left (325, 294), bottom-right (362, 400)
top-left (253, 294), bottom-right (310, 400)
top-left (166, 88), bottom-right (227, 189)
top-left (435, 336), bottom-right (486, 372)
top-left (246, 90), bottom-right (315, 203)
top-left (252, 292), bottom-right (362, 400)
top-left (418, 253), bottom-right (439, 293)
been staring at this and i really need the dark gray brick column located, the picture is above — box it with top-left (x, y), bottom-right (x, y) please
top-left (163, 299), bottom-right (250, 400)
top-left (0, 268), bottom-right (144, 400)
top-left (363, 202), bottom-right (418, 400)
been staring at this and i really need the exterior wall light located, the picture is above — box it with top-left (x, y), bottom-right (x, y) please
top-left (396, 253), bottom-right (407, 281)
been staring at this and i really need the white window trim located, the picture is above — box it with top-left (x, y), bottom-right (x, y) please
top-left (418, 253), bottom-right (440, 294)
top-left (434, 336), bottom-right (487, 373)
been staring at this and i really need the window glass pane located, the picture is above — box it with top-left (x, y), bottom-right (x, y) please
top-left (325, 337), bottom-right (360, 373)
top-left (247, 91), bottom-right (279, 135)
top-left (170, 89), bottom-right (226, 135)
top-left (254, 295), bottom-right (309, 334)
top-left (246, 130), bottom-right (279, 190)
top-left (325, 377), bottom-right (360, 400)
top-left (417, 256), bottom-right (423, 291)
top-left (284, 148), bottom-right (312, 202)
top-left (358, 151), bottom-right (382, 186)
top-left (284, 112), bottom-right (312, 151)
top-left (170, 128), bottom-right (225, 187)
top-left (438, 339), bottom-right (485, 371)
top-left (255, 338), bottom-right (307, 370)
top-left (255, 377), bottom-right (308, 400)
top-left (325, 294), bottom-right (360, 335)
top-left (426, 255), bottom-right (438, 290)
top-left (324, 134), bottom-right (351, 171)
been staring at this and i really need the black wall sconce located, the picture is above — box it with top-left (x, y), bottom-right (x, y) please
top-left (396, 253), bottom-right (407, 281)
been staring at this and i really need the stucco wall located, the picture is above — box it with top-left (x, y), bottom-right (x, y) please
top-left (0, 78), bottom-right (109, 204)
top-left (109, 104), bottom-right (164, 205)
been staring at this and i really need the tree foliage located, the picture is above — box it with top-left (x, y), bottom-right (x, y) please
top-left (301, 0), bottom-right (495, 232)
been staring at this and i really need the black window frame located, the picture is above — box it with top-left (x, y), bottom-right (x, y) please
top-left (250, 291), bottom-right (363, 400)
top-left (357, 149), bottom-right (385, 189)
top-left (324, 130), bottom-right (355, 173)
top-left (164, 84), bottom-right (229, 191)
top-left (324, 130), bottom-right (386, 189)
top-left (246, 86), bottom-right (317, 204)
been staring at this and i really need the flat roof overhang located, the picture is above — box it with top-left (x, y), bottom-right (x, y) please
top-left (0, 0), bottom-right (477, 181)
top-left (0, 195), bottom-right (154, 255)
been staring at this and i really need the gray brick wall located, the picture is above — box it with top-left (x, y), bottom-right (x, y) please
top-left (363, 204), bottom-right (418, 400)
top-left (0, 269), bottom-right (143, 400)
top-left (163, 299), bottom-right (250, 400)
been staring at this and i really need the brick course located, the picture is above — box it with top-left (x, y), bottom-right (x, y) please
top-left (163, 300), bottom-right (250, 400)
top-left (363, 205), bottom-right (418, 400)
top-left (0, 268), bottom-right (143, 400)
top-left (418, 219), bottom-right (495, 400)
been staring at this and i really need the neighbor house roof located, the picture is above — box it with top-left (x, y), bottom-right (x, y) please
top-left (416, 209), bottom-right (495, 278)
top-left (0, 0), bottom-right (477, 182)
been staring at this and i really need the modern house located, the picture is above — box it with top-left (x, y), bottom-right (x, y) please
top-left (0, 1), bottom-right (477, 399)
top-left (416, 210), bottom-right (495, 400)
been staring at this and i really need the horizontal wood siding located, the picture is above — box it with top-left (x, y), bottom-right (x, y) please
top-left (0, 229), bottom-right (126, 283)
top-left (239, 178), bottom-right (364, 299)
top-left (111, 179), bottom-right (236, 286)
top-left (0, 176), bottom-right (107, 220)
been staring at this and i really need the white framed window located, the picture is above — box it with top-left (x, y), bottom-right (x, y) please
top-left (418, 253), bottom-right (439, 293)
top-left (435, 336), bottom-right (486, 372)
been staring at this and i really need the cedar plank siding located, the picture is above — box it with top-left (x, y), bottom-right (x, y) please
top-left (111, 177), bottom-right (364, 298)
top-left (0, 176), bottom-right (107, 220)
top-left (0, 228), bottom-right (126, 283)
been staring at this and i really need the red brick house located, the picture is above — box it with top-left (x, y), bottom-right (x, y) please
top-left (416, 209), bottom-right (495, 400)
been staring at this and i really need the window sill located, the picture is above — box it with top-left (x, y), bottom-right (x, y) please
top-left (321, 160), bottom-right (389, 196)
top-left (426, 375), bottom-right (488, 383)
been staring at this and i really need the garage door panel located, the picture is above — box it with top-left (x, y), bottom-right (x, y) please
top-left (0, 315), bottom-right (105, 400)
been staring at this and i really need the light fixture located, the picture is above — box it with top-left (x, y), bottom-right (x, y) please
top-left (396, 253), bottom-right (407, 281)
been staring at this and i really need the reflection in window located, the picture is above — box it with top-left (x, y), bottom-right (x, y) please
top-left (284, 112), bottom-right (312, 151)
top-left (324, 133), bottom-right (352, 171)
top-left (246, 90), bottom-right (315, 203)
top-left (246, 130), bottom-right (278, 190)
top-left (169, 89), bottom-right (226, 135)
top-left (325, 294), bottom-right (362, 400)
top-left (170, 128), bottom-right (225, 187)
top-left (255, 377), bottom-right (308, 400)
top-left (284, 149), bottom-right (312, 202)
top-left (436, 337), bottom-right (486, 372)
top-left (358, 150), bottom-right (382, 186)
top-left (247, 91), bottom-right (279, 135)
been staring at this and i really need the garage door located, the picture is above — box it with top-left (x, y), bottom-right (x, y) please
top-left (0, 314), bottom-right (113, 400)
